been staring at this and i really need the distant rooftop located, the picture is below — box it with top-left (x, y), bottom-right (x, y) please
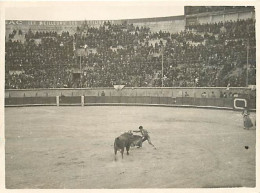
top-left (185, 6), bottom-right (255, 16)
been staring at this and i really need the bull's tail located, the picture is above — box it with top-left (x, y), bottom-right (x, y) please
top-left (114, 137), bottom-right (119, 161)
top-left (114, 137), bottom-right (120, 150)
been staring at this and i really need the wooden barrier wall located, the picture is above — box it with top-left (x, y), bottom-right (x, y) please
top-left (5, 88), bottom-right (256, 109)
top-left (5, 95), bottom-right (256, 110)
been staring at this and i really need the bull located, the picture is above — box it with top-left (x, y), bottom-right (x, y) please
top-left (130, 135), bottom-right (143, 148)
top-left (114, 132), bottom-right (142, 161)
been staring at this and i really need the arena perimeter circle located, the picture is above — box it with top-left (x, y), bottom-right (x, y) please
top-left (5, 106), bottom-right (256, 188)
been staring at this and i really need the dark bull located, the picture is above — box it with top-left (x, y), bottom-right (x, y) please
top-left (114, 132), bottom-right (142, 161)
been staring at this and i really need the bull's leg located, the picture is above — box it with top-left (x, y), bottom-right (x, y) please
top-left (120, 148), bottom-right (124, 159)
top-left (114, 148), bottom-right (117, 161)
top-left (137, 138), bottom-right (142, 147)
top-left (126, 145), bottom-right (130, 155)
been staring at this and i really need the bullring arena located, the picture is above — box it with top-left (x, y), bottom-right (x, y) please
top-left (5, 88), bottom-right (256, 188)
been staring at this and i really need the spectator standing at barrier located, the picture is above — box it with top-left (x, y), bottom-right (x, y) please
top-left (211, 91), bottom-right (216, 98)
top-left (220, 91), bottom-right (224, 98)
top-left (233, 93), bottom-right (239, 98)
top-left (201, 92), bottom-right (207, 98)
top-left (242, 108), bottom-right (253, 130)
top-left (133, 126), bottom-right (156, 149)
top-left (184, 92), bottom-right (189, 97)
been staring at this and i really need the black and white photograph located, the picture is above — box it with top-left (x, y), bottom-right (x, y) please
top-left (1, 1), bottom-right (259, 191)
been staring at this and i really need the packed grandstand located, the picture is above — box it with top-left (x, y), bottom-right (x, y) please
top-left (5, 6), bottom-right (256, 89)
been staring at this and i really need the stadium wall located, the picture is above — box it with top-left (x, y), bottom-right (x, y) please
top-left (6, 15), bottom-right (186, 38)
top-left (186, 9), bottom-right (255, 25)
top-left (5, 87), bottom-right (256, 110)
top-left (127, 15), bottom-right (185, 33)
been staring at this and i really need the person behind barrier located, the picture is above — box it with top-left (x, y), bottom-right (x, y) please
top-left (242, 108), bottom-right (253, 130)
top-left (220, 91), bottom-right (224, 98)
top-left (201, 92), bottom-right (207, 98)
top-left (211, 91), bottom-right (216, 98)
top-left (184, 92), bottom-right (189, 97)
top-left (133, 126), bottom-right (156, 149)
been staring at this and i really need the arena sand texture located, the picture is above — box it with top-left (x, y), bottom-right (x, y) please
top-left (5, 106), bottom-right (256, 188)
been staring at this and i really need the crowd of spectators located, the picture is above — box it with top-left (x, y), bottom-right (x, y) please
top-left (5, 30), bottom-right (74, 88)
top-left (5, 18), bottom-right (256, 89)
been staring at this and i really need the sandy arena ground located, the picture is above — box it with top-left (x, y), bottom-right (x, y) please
top-left (5, 106), bottom-right (256, 188)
